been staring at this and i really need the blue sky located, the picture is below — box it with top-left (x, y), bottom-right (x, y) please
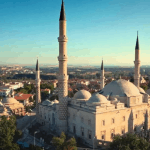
top-left (0, 0), bottom-right (150, 66)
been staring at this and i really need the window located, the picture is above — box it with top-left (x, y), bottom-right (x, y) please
top-left (122, 129), bottom-right (125, 135)
top-left (81, 127), bottom-right (84, 136)
top-left (88, 130), bottom-right (92, 139)
top-left (73, 125), bottom-right (76, 134)
top-left (111, 133), bottom-right (114, 139)
top-left (123, 116), bottom-right (125, 121)
top-left (102, 120), bottom-right (105, 126)
top-left (45, 116), bottom-right (46, 119)
top-left (112, 118), bottom-right (115, 124)
top-left (81, 117), bottom-right (84, 123)
top-left (73, 114), bottom-right (76, 120)
top-left (88, 119), bottom-right (91, 125)
top-left (102, 135), bottom-right (105, 140)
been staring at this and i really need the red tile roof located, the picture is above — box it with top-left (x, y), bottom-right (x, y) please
top-left (14, 93), bottom-right (33, 101)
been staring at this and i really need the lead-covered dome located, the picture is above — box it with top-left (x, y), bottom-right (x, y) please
top-left (138, 87), bottom-right (145, 94)
top-left (100, 79), bottom-right (141, 97)
top-left (87, 93), bottom-right (109, 105)
top-left (74, 90), bottom-right (91, 100)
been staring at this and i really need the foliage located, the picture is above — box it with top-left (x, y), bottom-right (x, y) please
top-left (13, 130), bottom-right (23, 143)
top-left (0, 115), bottom-right (20, 150)
top-left (29, 96), bottom-right (34, 103)
top-left (41, 91), bottom-right (49, 100)
top-left (40, 83), bottom-right (54, 92)
top-left (140, 84), bottom-right (148, 91)
top-left (15, 83), bottom-right (35, 94)
top-left (109, 133), bottom-right (150, 150)
top-left (28, 144), bottom-right (43, 150)
top-left (68, 92), bottom-right (74, 98)
top-left (52, 132), bottom-right (77, 150)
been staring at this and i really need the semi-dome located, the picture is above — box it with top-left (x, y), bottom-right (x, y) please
top-left (74, 90), bottom-right (91, 100)
top-left (42, 100), bottom-right (52, 106)
top-left (100, 79), bottom-right (141, 97)
top-left (138, 87), bottom-right (145, 94)
top-left (2, 97), bottom-right (19, 104)
top-left (87, 94), bottom-right (108, 105)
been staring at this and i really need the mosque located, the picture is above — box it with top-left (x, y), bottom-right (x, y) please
top-left (35, 0), bottom-right (150, 148)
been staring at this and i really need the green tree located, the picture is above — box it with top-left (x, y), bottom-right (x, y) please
top-left (52, 132), bottom-right (77, 150)
top-left (0, 115), bottom-right (20, 150)
top-left (109, 133), bottom-right (150, 150)
top-left (140, 84), bottom-right (148, 91)
top-left (29, 144), bottom-right (43, 150)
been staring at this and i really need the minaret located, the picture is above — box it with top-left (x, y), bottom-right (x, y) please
top-left (134, 32), bottom-right (140, 88)
top-left (100, 60), bottom-right (105, 89)
top-left (58, 0), bottom-right (68, 132)
top-left (35, 59), bottom-right (41, 117)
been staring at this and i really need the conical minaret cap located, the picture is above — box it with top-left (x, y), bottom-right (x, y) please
top-left (36, 59), bottom-right (39, 71)
top-left (101, 60), bottom-right (104, 70)
top-left (59, 0), bottom-right (66, 21)
top-left (135, 31), bottom-right (139, 50)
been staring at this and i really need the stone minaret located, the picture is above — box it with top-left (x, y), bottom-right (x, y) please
top-left (58, 0), bottom-right (68, 132)
top-left (134, 32), bottom-right (140, 88)
top-left (100, 60), bottom-right (105, 89)
top-left (35, 59), bottom-right (41, 117)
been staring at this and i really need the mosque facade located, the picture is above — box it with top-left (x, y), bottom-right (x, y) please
top-left (36, 1), bottom-right (150, 148)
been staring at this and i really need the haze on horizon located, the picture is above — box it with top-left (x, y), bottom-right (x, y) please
top-left (0, 0), bottom-right (150, 66)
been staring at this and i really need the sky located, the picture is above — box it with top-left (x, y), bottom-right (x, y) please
top-left (0, 0), bottom-right (150, 66)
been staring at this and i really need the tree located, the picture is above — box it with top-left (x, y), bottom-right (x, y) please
top-left (29, 144), bottom-right (43, 150)
top-left (109, 133), bottom-right (150, 150)
top-left (0, 115), bottom-right (20, 150)
top-left (140, 84), bottom-right (148, 91)
top-left (52, 132), bottom-right (77, 150)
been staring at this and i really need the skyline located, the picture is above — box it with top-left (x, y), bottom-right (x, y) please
top-left (0, 0), bottom-right (150, 66)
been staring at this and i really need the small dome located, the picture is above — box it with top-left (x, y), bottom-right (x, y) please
top-left (0, 102), bottom-right (3, 107)
top-left (74, 90), bottom-right (91, 100)
top-left (2, 97), bottom-right (19, 104)
top-left (138, 87), bottom-right (145, 94)
top-left (42, 100), bottom-right (51, 106)
top-left (87, 93), bottom-right (108, 105)
top-left (53, 99), bottom-right (59, 104)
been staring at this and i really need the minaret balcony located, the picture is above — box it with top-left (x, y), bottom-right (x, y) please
top-left (57, 75), bottom-right (69, 81)
top-left (58, 36), bottom-right (68, 42)
top-left (58, 56), bottom-right (68, 61)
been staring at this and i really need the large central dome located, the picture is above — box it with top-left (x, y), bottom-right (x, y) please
top-left (100, 79), bottom-right (141, 97)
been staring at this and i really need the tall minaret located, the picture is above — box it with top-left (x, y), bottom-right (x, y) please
top-left (35, 59), bottom-right (41, 117)
top-left (100, 60), bottom-right (105, 89)
top-left (58, 0), bottom-right (68, 132)
top-left (134, 32), bottom-right (140, 88)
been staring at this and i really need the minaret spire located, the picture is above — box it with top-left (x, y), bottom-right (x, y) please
top-left (135, 31), bottom-right (139, 50)
top-left (35, 58), bottom-right (41, 120)
top-left (58, 0), bottom-right (68, 133)
top-left (59, 0), bottom-right (66, 21)
top-left (100, 59), bottom-right (105, 89)
top-left (134, 31), bottom-right (140, 88)
top-left (36, 58), bottom-right (39, 71)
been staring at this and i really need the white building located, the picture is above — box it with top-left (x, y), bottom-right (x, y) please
top-left (36, 1), bottom-right (150, 148)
